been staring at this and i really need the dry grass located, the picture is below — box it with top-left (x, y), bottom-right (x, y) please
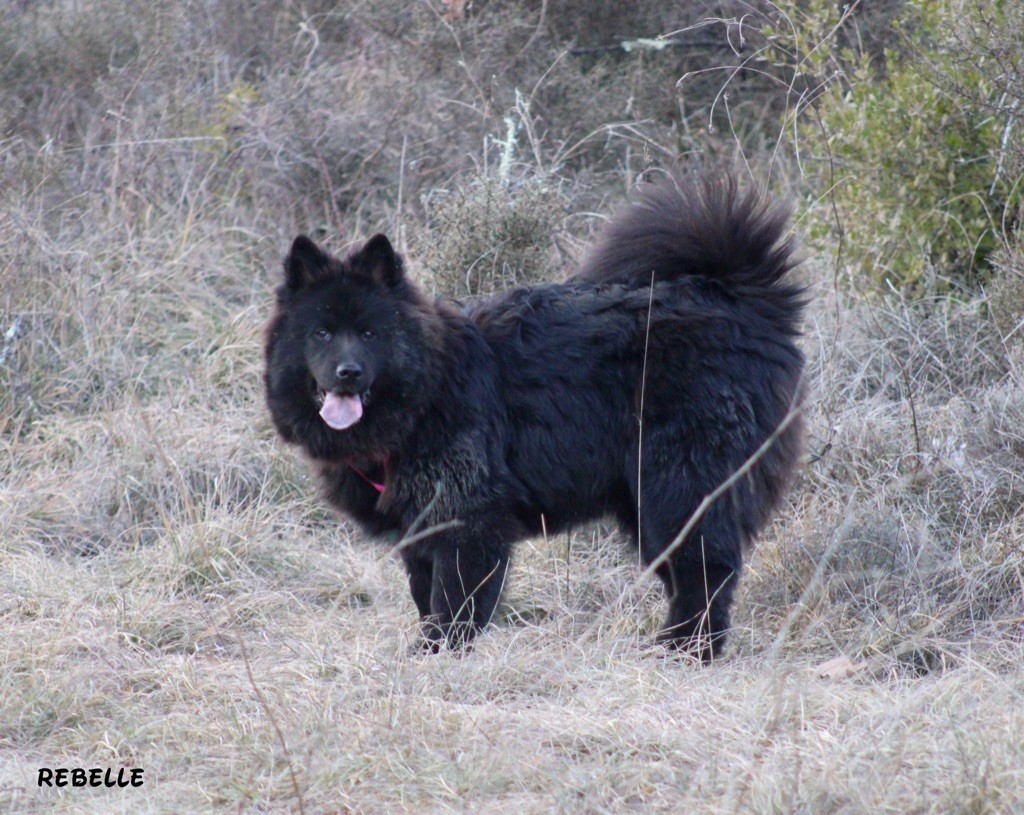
top-left (2, 1), bottom-right (1024, 813)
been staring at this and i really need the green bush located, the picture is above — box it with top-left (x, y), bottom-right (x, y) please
top-left (779, 0), bottom-right (1023, 292)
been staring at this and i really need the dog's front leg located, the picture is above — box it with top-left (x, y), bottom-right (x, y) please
top-left (421, 525), bottom-right (511, 651)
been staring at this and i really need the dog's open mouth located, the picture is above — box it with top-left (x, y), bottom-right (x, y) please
top-left (318, 389), bottom-right (370, 431)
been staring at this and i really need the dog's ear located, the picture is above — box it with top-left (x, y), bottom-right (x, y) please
top-left (357, 234), bottom-right (404, 287)
top-left (284, 235), bottom-right (333, 290)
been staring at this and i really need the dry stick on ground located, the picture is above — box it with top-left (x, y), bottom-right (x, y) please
top-left (223, 592), bottom-right (307, 815)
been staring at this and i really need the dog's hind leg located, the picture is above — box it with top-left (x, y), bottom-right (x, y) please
top-left (630, 446), bottom-right (744, 662)
top-left (644, 504), bottom-right (742, 662)
top-left (655, 546), bottom-right (740, 663)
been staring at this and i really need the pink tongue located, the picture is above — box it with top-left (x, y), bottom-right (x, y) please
top-left (319, 393), bottom-right (363, 430)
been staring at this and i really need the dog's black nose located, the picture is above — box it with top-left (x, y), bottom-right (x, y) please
top-left (335, 362), bottom-right (363, 382)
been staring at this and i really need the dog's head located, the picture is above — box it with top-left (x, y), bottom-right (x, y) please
top-left (264, 233), bottom-right (444, 458)
top-left (283, 234), bottom-right (403, 430)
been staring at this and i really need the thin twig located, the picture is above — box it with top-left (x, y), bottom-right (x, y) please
top-left (636, 271), bottom-right (656, 561)
top-left (224, 594), bottom-right (306, 815)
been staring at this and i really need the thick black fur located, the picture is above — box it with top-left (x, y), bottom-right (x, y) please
top-left (264, 174), bottom-right (806, 661)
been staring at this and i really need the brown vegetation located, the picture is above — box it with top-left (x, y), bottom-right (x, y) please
top-left (1, 1), bottom-right (1022, 812)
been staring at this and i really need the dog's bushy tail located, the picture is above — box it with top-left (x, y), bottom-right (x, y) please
top-left (575, 173), bottom-right (801, 302)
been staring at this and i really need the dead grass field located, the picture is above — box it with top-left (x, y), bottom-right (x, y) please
top-left (2, 2), bottom-right (1023, 813)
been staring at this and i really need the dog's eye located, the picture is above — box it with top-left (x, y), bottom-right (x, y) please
top-left (362, 330), bottom-right (375, 340)
top-left (313, 328), bottom-right (331, 341)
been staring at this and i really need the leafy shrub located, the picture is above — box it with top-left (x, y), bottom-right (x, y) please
top-left (776, 0), bottom-right (1023, 292)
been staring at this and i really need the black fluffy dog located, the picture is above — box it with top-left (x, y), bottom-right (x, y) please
top-left (264, 174), bottom-right (805, 660)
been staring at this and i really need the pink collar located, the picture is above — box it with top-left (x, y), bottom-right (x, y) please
top-left (347, 461), bottom-right (386, 494)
